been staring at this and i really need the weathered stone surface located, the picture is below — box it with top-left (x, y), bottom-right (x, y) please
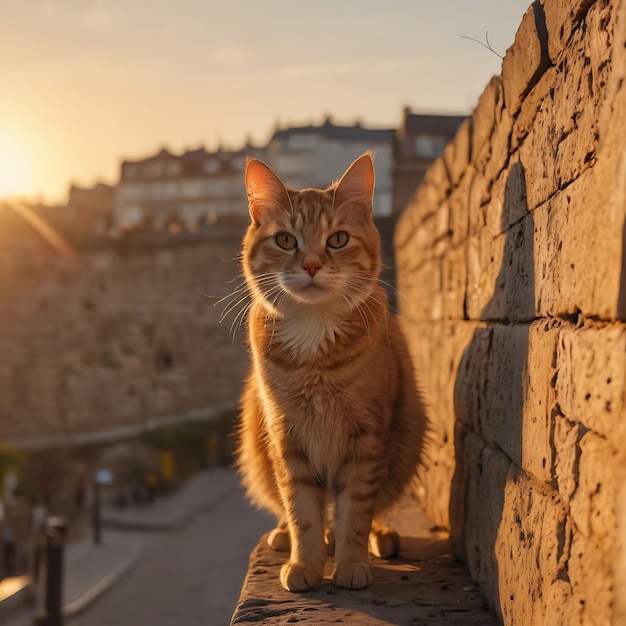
top-left (555, 321), bottom-right (626, 440)
top-left (462, 438), bottom-right (511, 621)
top-left (471, 76), bottom-right (503, 166)
top-left (541, 0), bottom-right (598, 63)
top-left (231, 494), bottom-right (497, 625)
top-left (520, 0), bottom-right (614, 211)
top-left (568, 431), bottom-right (617, 626)
top-left (408, 320), bottom-right (480, 529)
top-left (440, 245), bottom-right (466, 320)
top-left (394, 180), bottom-right (442, 253)
top-left (467, 168), bottom-right (489, 237)
top-left (511, 66), bottom-right (556, 151)
top-left (443, 118), bottom-right (471, 187)
top-left (495, 467), bottom-right (576, 626)
top-left (502, 1), bottom-right (551, 116)
top-left (395, 1), bottom-right (626, 622)
top-left (482, 106), bottom-right (512, 188)
top-left (447, 168), bottom-right (471, 246)
top-left (533, 165), bottom-right (625, 320)
top-left (0, 223), bottom-right (248, 444)
top-left (423, 156), bottom-right (451, 200)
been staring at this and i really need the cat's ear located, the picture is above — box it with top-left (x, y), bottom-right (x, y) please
top-left (245, 158), bottom-right (291, 224)
top-left (332, 152), bottom-right (375, 218)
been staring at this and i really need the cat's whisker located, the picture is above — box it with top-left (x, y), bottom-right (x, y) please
top-left (230, 300), bottom-right (255, 338)
top-left (220, 291), bottom-right (253, 322)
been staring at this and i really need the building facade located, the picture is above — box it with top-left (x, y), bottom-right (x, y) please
top-left (113, 145), bottom-right (264, 231)
top-left (393, 108), bottom-right (467, 214)
top-left (265, 118), bottom-right (394, 217)
top-left (111, 113), bottom-right (467, 230)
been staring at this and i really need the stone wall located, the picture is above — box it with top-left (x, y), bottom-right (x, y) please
top-left (0, 209), bottom-right (249, 448)
top-left (395, 0), bottom-right (626, 624)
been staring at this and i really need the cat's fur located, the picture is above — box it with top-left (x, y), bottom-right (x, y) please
top-left (236, 153), bottom-right (427, 592)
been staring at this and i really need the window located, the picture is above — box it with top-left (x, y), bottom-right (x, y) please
top-left (120, 206), bottom-right (142, 226)
top-left (414, 135), bottom-right (447, 158)
top-left (120, 183), bottom-right (145, 201)
top-left (204, 159), bottom-right (220, 174)
top-left (182, 180), bottom-right (204, 199)
top-left (287, 134), bottom-right (317, 150)
top-left (167, 161), bottom-right (181, 176)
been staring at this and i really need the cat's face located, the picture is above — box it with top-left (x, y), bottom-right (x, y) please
top-left (243, 154), bottom-right (381, 316)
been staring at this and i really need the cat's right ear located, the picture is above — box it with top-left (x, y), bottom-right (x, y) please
top-left (245, 159), bottom-right (291, 224)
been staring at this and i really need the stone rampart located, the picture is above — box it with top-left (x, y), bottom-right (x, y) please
top-left (0, 212), bottom-right (249, 448)
top-left (395, 1), bottom-right (626, 623)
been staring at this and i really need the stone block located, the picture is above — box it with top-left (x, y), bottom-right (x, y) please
top-left (423, 156), bottom-right (451, 201)
top-left (521, 320), bottom-right (561, 484)
top-left (463, 440), bottom-right (511, 621)
top-left (495, 466), bottom-right (576, 626)
top-left (455, 320), bottom-right (560, 484)
top-left (397, 259), bottom-right (442, 323)
top-left (555, 321), bottom-right (626, 440)
top-left (440, 245), bottom-right (467, 320)
top-left (394, 181), bottom-right (443, 253)
top-left (401, 318), bottom-right (481, 530)
top-left (471, 76), bottom-right (503, 163)
top-left (568, 431), bottom-right (617, 626)
top-left (502, 1), bottom-right (551, 116)
top-left (511, 66), bottom-right (556, 151)
top-left (463, 233), bottom-right (493, 321)
top-left (552, 412), bottom-right (583, 502)
top-left (482, 107), bottom-right (512, 187)
top-left (443, 117), bottom-right (471, 187)
top-left (465, 212), bottom-right (535, 323)
top-left (533, 166), bottom-right (625, 320)
top-left (448, 168), bottom-right (471, 246)
top-left (467, 169), bottom-right (489, 237)
top-left (521, 1), bottom-right (615, 212)
top-left (541, 0), bottom-right (598, 63)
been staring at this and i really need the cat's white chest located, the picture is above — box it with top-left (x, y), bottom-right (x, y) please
top-left (273, 304), bottom-right (342, 355)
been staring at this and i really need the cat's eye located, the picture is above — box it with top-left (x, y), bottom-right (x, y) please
top-left (275, 232), bottom-right (297, 250)
top-left (327, 231), bottom-right (349, 249)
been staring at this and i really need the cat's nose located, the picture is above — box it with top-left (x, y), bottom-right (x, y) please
top-left (303, 262), bottom-right (321, 277)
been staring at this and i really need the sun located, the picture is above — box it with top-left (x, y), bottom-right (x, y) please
top-left (0, 130), bottom-right (32, 199)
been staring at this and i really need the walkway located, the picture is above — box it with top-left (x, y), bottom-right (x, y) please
top-left (231, 494), bottom-right (497, 625)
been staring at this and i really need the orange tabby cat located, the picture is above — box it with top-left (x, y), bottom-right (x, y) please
top-left (236, 153), bottom-right (427, 592)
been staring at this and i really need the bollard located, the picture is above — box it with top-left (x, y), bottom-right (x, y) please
top-left (92, 480), bottom-right (101, 545)
top-left (33, 516), bottom-right (67, 626)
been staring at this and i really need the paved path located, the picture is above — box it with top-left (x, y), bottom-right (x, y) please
top-left (68, 478), bottom-right (274, 626)
top-left (4, 468), bottom-right (274, 626)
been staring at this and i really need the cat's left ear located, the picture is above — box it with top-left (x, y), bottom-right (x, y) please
top-left (332, 152), bottom-right (375, 218)
top-left (245, 158), bottom-right (291, 224)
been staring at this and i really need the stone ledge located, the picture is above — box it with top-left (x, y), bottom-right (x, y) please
top-left (230, 495), bottom-right (497, 625)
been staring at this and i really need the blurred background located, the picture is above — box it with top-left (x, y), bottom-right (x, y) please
top-left (0, 1), bottom-right (530, 624)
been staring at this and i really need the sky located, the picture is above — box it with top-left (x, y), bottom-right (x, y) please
top-left (0, 0), bottom-right (532, 203)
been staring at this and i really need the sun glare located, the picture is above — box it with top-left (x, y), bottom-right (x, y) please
top-left (0, 130), bottom-right (32, 199)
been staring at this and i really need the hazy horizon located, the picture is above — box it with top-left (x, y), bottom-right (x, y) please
top-left (1, 0), bottom-right (532, 203)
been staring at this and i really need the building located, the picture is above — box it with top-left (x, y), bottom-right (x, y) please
top-left (393, 108), bottom-right (467, 214)
top-left (113, 144), bottom-right (265, 231)
top-left (111, 112), bottom-right (462, 230)
top-left (265, 117), bottom-right (394, 217)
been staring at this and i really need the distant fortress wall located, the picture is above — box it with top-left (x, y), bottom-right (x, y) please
top-left (395, 0), bottom-right (626, 623)
top-left (0, 213), bottom-right (248, 448)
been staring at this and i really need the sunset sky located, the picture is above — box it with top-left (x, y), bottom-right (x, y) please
top-left (1, 0), bottom-right (532, 203)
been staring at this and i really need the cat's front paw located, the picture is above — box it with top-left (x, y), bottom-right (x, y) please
top-left (267, 527), bottom-right (290, 552)
top-left (280, 561), bottom-right (323, 592)
top-left (332, 561), bottom-right (372, 589)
